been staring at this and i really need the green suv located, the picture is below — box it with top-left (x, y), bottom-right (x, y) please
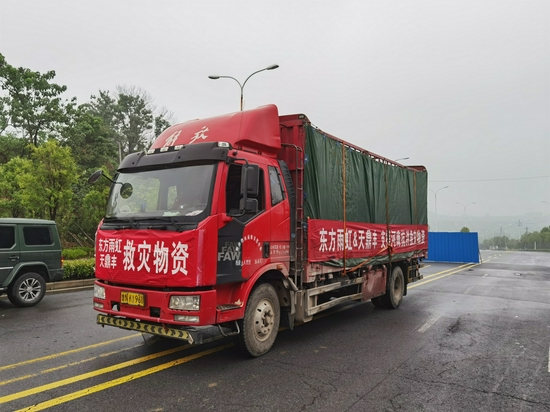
top-left (0, 218), bottom-right (64, 307)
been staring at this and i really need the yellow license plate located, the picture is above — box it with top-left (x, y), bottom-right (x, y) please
top-left (121, 291), bottom-right (145, 307)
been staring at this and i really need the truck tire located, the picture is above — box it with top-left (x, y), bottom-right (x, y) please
top-left (238, 283), bottom-right (280, 357)
top-left (370, 296), bottom-right (384, 308)
top-left (7, 272), bottom-right (47, 307)
top-left (379, 266), bottom-right (405, 309)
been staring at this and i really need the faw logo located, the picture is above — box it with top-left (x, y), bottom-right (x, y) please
top-left (218, 236), bottom-right (262, 266)
top-left (218, 242), bottom-right (240, 262)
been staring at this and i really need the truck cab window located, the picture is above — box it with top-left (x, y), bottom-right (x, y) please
top-left (268, 166), bottom-right (285, 205)
top-left (226, 164), bottom-right (265, 220)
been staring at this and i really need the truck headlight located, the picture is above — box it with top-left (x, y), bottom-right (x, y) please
top-left (169, 295), bottom-right (200, 311)
top-left (94, 284), bottom-right (106, 300)
top-left (174, 315), bottom-right (199, 323)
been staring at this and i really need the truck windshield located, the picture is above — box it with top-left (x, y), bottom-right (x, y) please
top-left (105, 164), bottom-right (216, 219)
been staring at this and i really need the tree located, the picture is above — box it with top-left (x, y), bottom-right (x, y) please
top-left (62, 104), bottom-right (118, 171)
top-left (88, 86), bottom-right (174, 160)
top-left (0, 53), bottom-right (74, 147)
top-left (460, 227), bottom-right (470, 233)
top-left (154, 108), bottom-right (174, 137)
top-left (0, 156), bottom-right (32, 217)
top-left (0, 133), bottom-right (30, 164)
top-left (18, 140), bottom-right (78, 221)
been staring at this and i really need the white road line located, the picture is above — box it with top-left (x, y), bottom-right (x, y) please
top-left (548, 345), bottom-right (550, 373)
top-left (417, 315), bottom-right (441, 333)
top-left (464, 286), bottom-right (475, 294)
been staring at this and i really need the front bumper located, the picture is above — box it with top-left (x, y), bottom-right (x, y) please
top-left (97, 314), bottom-right (195, 343)
top-left (93, 281), bottom-right (217, 326)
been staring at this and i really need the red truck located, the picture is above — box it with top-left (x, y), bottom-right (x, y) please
top-left (90, 104), bottom-right (428, 357)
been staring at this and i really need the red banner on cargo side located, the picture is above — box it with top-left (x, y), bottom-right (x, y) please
top-left (307, 219), bottom-right (428, 262)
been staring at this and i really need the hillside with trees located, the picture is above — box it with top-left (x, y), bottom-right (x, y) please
top-left (0, 54), bottom-right (174, 247)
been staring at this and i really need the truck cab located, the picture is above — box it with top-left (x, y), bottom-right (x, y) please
top-left (92, 105), bottom-right (293, 356)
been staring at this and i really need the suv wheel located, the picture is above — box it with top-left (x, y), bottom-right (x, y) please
top-left (8, 272), bottom-right (46, 307)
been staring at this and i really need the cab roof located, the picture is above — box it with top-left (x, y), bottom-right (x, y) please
top-left (150, 104), bottom-right (281, 158)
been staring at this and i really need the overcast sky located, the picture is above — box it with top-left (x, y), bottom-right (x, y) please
top-left (1, 1), bottom-right (549, 227)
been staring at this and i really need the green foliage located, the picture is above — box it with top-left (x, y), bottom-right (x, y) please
top-left (518, 226), bottom-right (550, 250)
top-left (0, 133), bottom-right (29, 164)
top-left (0, 53), bottom-right (74, 147)
top-left (18, 140), bottom-right (78, 221)
top-left (154, 111), bottom-right (172, 137)
top-left (89, 87), bottom-right (154, 159)
top-left (79, 181), bottom-right (110, 235)
top-left (63, 247), bottom-right (95, 260)
top-left (0, 156), bottom-right (32, 217)
top-left (460, 227), bottom-right (470, 233)
top-left (481, 227), bottom-right (550, 250)
top-left (63, 258), bottom-right (95, 280)
top-left (61, 104), bottom-right (118, 170)
top-left (0, 55), bottom-right (173, 247)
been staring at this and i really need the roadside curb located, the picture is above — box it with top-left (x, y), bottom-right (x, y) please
top-left (46, 279), bottom-right (96, 293)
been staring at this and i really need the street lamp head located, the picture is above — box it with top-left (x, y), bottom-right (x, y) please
top-left (266, 64), bottom-right (279, 70)
top-left (208, 75), bottom-right (220, 80)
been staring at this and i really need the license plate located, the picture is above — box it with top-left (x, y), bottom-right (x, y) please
top-left (121, 291), bottom-right (145, 307)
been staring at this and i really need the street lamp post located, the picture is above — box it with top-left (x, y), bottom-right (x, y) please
top-left (429, 186), bottom-right (449, 231)
top-left (456, 201), bottom-right (476, 229)
top-left (208, 64), bottom-right (279, 111)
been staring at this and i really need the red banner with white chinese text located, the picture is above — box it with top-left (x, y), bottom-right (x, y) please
top-left (307, 219), bottom-right (428, 263)
top-left (95, 228), bottom-right (202, 287)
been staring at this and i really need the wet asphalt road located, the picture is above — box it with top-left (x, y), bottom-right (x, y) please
top-left (1, 250), bottom-right (549, 411)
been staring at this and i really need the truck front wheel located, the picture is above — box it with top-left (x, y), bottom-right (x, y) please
top-left (238, 283), bottom-right (280, 357)
top-left (7, 272), bottom-right (46, 307)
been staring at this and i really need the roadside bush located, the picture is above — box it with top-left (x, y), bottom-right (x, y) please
top-left (63, 258), bottom-right (95, 280)
top-left (63, 247), bottom-right (95, 260)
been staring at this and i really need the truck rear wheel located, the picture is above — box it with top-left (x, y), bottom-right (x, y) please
top-left (7, 272), bottom-right (46, 307)
top-left (379, 266), bottom-right (404, 309)
top-left (370, 296), bottom-right (384, 308)
top-left (238, 283), bottom-right (280, 357)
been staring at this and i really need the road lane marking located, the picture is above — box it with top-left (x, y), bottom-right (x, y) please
top-left (0, 342), bottom-right (193, 404)
top-left (0, 334), bottom-right (141, 372)
top-left (409, 263), bottom-right (478, 289)
top-left (464, 286), bottom-right (475, 294)
top-left (419, 263), bottom-right (474, 281)
top-left (0, 343), bottom-right (144, 386)
top-left (3, 259), bottom-right (493, 407)
top-left (548, 345), bottom-right (550, 373)
top-left (417, 315), bottom-right (441, 333)
top-left (15, 344), bottom-right (233, 412)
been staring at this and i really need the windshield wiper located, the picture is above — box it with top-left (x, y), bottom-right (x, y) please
top-left (103, 216), bottom-right (140, 230)
top-left (144, 216), bottom-right (187, 232)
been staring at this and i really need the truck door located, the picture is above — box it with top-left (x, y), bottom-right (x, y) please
top-left (267, 165), bottom-right (290, 263)
top-left (0, 223), bottom-right (19, 285)
top-left (217, 163), bottom-right (271, 284)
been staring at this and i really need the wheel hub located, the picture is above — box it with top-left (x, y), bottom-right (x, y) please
top-left (253, 298), bottom-right (274, 341)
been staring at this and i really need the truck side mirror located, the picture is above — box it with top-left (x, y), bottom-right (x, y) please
top-left (88, 170), bottom-right (104, 184)
top-left (88, 170), bottom-right (115, 184)
top-left (241, 164), bottom-right (259, 197)
top-left (239, 198), bottom-right (258, 214)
